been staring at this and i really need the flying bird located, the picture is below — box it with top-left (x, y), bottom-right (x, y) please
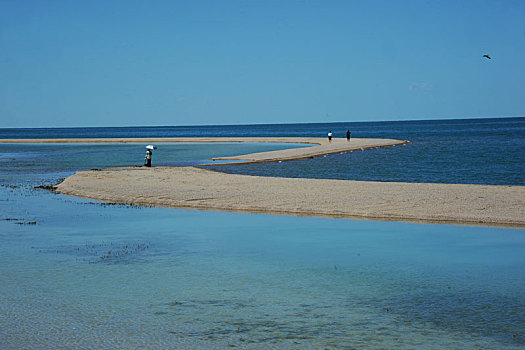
top-left (483, 54), bottom-right (491, 59)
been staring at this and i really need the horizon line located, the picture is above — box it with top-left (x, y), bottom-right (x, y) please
top-left (1, 115), bottom-right (523, 130)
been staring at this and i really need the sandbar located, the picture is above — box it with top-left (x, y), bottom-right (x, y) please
top-left (0, 137), bottom-right (407, 164)
top-left (55, 166), bottom-right (525, 228)
top-left (7, 136), bottom-right (522, 227)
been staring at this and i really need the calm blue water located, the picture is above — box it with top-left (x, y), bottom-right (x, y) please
top-left (0, 143), bottom-right (308, 186)
top-left (1, 118), bottom-right (525, 349)
top-left (2, 117), bottom-right (524, 185)
top-left (205, 117), bottom-right (525, 185)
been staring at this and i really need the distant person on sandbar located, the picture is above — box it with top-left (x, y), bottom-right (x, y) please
top-left (346, 130), bottom-right (351, 142)
top-left (328, 131), bottom-right (332, 142)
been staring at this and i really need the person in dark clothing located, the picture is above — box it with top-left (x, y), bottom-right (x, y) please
top-left (346, 130), bottom-right (351, 142)
top-left (145, 149), bottom-right (152, 167)
top-left (328, 131), bottom-right (332, 142)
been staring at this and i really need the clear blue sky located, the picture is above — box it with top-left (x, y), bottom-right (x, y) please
top-left (1, 0), bottom-right (524, 127)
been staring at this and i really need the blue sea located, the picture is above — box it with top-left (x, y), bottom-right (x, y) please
top-left (1, 117), bottom-right (524, 349)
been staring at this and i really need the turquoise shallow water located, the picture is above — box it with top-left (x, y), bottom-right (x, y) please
top-left (1, 185), bottom-right (525, 349)
top-left (1, 137), bottom-right (525, 348)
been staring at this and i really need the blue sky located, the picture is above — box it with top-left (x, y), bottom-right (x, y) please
top-left (1, 0), bottom-right (524, 127)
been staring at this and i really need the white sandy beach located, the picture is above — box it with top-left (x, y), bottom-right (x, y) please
top-left (14, 136), bottom-right (517, 228)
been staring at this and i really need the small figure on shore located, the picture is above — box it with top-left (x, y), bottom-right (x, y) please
top-left (328, 131), bottom-right (332, 142)
top-left (144, 145), bottom-right (156, 167)
top-left (145, 149), bottom-right (152, 167)
top-left (346, 130), bottom-right (351, 142)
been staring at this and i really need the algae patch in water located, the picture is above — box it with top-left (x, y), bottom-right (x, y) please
top-left (33, 241), bottom-right (151, 264)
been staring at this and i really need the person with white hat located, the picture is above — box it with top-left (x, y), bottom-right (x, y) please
top-left (144, 145), bottom-right (156, 167)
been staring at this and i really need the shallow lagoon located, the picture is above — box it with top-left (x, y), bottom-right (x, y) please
top-left (1, 143), bottom-right (525, 349)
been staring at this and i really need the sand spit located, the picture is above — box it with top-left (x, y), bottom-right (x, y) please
top-left (56, 166), bottom-right (525, 228)
top-left (0, 137), bottom-right (407, 164)
top-left (207, 138), bottom-right (408, 164)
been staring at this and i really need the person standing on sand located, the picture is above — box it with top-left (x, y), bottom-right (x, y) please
top-left (145, 149), bottom-right (152, 167)
top-left (328, 131), bottom-right (332, 142)
top-left (346, 130), bottom-right (351, 142)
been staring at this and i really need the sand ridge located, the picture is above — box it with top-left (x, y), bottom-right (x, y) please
top-left (55, 166), bottom-right (525, 228)
top-left (0, 137), bottom-right (408, 164)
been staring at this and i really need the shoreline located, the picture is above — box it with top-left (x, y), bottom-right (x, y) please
top-left (55, 166), bottom-right (525, 228)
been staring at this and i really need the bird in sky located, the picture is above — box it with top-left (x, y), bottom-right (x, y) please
top-left (483, 54), bottom-right (491, 59)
